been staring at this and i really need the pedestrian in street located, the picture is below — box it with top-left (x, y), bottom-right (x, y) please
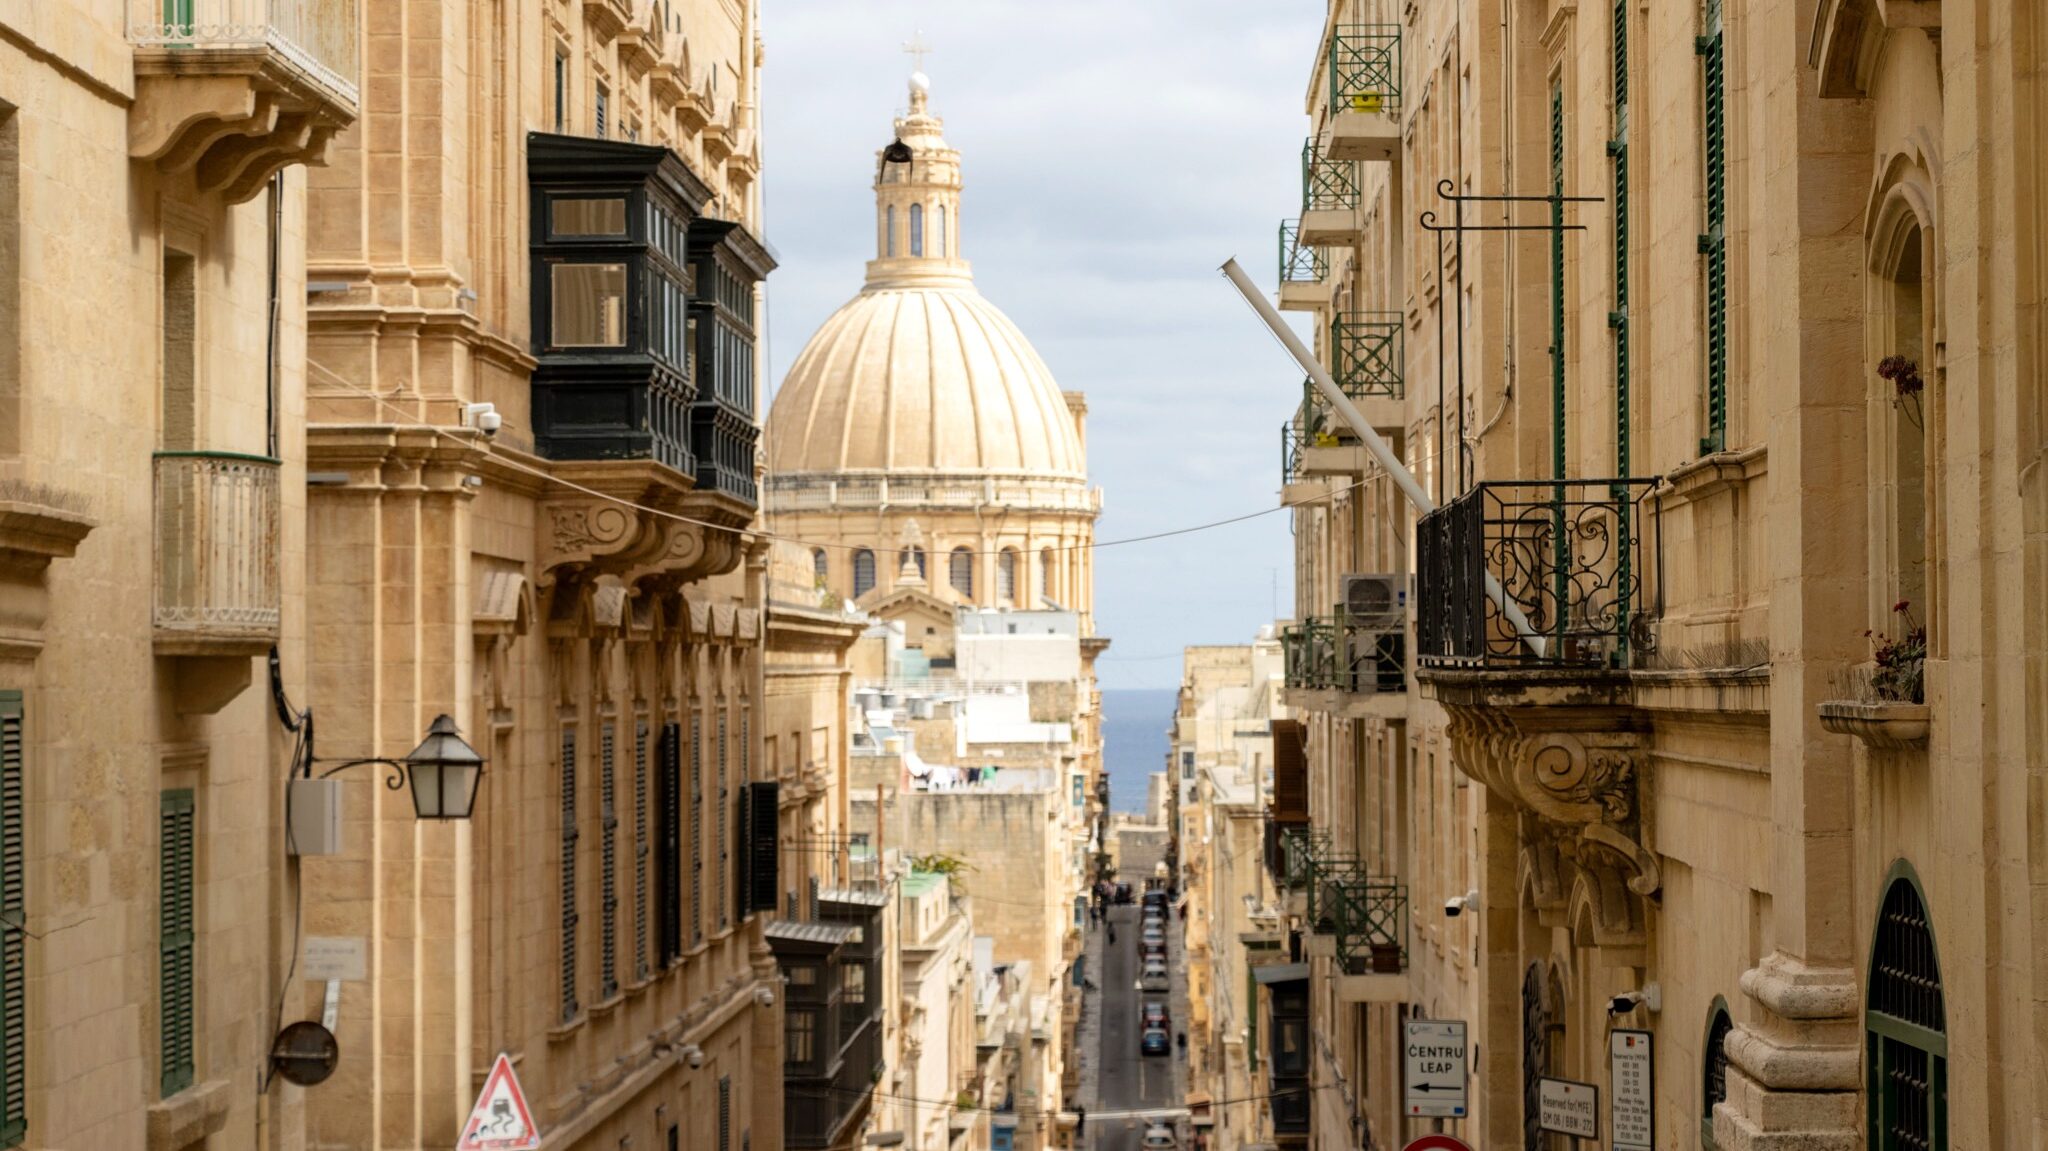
top-left (1175, 1030), bottom-right (1186, 1058)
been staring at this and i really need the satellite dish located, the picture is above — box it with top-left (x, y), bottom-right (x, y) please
top-left (270, 1021), bottom-right (340, 1087)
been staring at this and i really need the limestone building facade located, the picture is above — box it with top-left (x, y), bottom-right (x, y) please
top-left (1268, 1), bottom-right (2048, 1149)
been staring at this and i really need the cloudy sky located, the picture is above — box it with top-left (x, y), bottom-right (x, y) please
top-left (760, 0), bottom-right (1323, 690)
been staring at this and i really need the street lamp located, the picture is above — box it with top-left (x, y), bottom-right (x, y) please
top-left (313, 714), bottom-right (486, 821)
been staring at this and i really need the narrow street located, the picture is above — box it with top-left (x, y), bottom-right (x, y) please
top-left (1084, 827), bottom-right (1188, 1151)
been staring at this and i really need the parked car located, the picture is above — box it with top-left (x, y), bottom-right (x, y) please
top-left (1140, 940), bottom-right (1167, 961)
top-left (1142, 1124), bottom-right (1179, 1149)
top-left (1141, 1025), bottom-right (1170, 1056)
top-left (1115, 882), bottom-right (1134, 904)
top-left (1140, 960), bottom-right (1169, 992)
top-left (1142, 889), bottom-right (1169, 910)
top-left (1141, 922), bottom-right (1166, 943)
top-left (1142, 1002), bottom-right (1170, 1028)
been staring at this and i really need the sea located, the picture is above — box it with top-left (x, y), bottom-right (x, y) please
top-left (1100, 687), bottom-right (1179, 816)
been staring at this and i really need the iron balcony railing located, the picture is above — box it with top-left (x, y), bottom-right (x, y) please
top-left (1328, 24), bottom-right (1401, 115)
top-left (129, 0), bottom-right (361, 104)
top-left (1278, 827), bottom-right (1326, 892)
top-left (1415, 479), bottom-right (1658, 668)
top-left (1280, 615), bottom-right (1406, 694)
top-left (154, 452), bottom-right (282, 646)
top-left (1278, 219), bottom-right (1328, 285)
top-left (1330, 311), bottom-right (1404, 400)
top-left (1325, 876), bottom-right (1408, 975)
top-left (1301, 137), bottom-right (1360, 211)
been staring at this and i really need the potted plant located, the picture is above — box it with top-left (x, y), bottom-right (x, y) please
top-left (1878, 354), bottom-right (1924, 430)
top-left (1819, 600), bottom-right (1930, 748)
top-left (1866, 599), bottom-right (1927, 704)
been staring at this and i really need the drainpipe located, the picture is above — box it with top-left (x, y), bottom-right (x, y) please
top-left (1220, 258), bottom-right (1545, 659)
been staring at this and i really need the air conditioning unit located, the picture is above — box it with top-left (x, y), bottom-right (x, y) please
top-left (1338, 572), bottom-right (1405, 631)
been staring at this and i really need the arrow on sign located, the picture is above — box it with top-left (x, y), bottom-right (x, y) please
top-left (1409, 1083), bottom-right (1459, 1092)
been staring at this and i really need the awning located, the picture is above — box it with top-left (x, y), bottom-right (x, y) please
top-left (1253, 962), bottom-right (1310, 985)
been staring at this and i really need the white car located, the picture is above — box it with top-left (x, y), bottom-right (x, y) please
top-left (1139, 961), bottom-right (1169, 992)
top-left (1142, 1124), bottom-right (1178, 1149)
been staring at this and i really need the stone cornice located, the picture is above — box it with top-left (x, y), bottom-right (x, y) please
top-left (0, 496), bottom-right (97, 663)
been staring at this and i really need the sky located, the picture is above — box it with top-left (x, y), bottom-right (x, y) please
top-left (759, 0), bottom-right (1324, 689)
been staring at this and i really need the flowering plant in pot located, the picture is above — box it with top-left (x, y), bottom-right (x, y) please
top-left (1878, 355), bottom-right (1925, 430)
top-left (1865, 599), bottom-right (1927, 704)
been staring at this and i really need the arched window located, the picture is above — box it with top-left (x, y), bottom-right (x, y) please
top-left (853, 549), bottom-right (876, 598)
top-left (1701, 999), bottom-right (1734, 1147)
top-left (1039, 548), bottom-right (1055, 604)
top-left (1867, 864), bottom-right (1946, 1151)
top-left (885, 206), bottom-right (896, 258)
top-left (997, 549), bottom-right (1018, 603)
top-left (949, 548), bottom-right (973, 597)
top-left (909, 203), bottom-right (924, 257)
top-left (937, 204), bottom-right (948, 258)
top-left (812, 548), bottom-right (827, 581)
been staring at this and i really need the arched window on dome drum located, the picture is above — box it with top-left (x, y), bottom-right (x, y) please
top-left (937, 204), bottom-right (948, 258)
top-left (910, 203), bottom-right (924, 257)
top-left (885, 206), bottom-right (896, 258)
top-left (853, 550), bottom-right (876, 598)
top-left (812, 549), bottom-right (827, 582)
top-left (950, 548), bottom-right (973, 597)
top-left (1867, 864), bottom-right (1947, 1151)
top-left (1701, 999), bottom-right (1734, 1147)
top-left (998, 549), bottom-right (1018, 603)
top-left (1039, 548), bottom-right (1054, 604)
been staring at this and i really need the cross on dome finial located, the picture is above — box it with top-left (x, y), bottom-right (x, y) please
top-left (902, 30), bottom-right (933, 73)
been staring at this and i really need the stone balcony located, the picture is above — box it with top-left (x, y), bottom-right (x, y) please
top-left (153, 451), bottom-right (280, 658)
top-left (128, 0), bottom-right (359, 202)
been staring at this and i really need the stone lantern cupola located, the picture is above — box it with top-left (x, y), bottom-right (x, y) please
top-left (868, 72), bottom-right (968, 288)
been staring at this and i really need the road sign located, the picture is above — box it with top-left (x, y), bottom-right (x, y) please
top-left (1401, 1136), bottom-right (1475, 1151)
top-left (1609, 1029), bottom-right (1655, 1150)
top-left (1538, 1076), bottom-right (1600, 1139)
top-left (1402, 1018), bottom-right (1469, 1118)
top-left (457, 1053), bottom-right (539, 1151)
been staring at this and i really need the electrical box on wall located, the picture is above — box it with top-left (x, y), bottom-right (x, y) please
top-left (288, 778), bottom-right (343, 856)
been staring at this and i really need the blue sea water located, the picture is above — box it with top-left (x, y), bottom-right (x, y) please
top-left (1100, 687), bottom-right (1179, 814)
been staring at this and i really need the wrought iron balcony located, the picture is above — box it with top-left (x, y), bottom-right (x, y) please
top-left (1321, 873), bottom-right (1407, 976)
top-left (1415, 479), bottom-right (1657, 668)
top-left (154, 452), bottom-right (281, 655)
top-left (1330, 312), bottom-right (1403, 400)
top-left (127, 0), bottom-right (359, 201)
top-left (1278, 219), bottom-right (1328, 285)
top-left (1326, 24), bottom-right (1401, 162)
top-left (1280, 615), bottom-right (1405, 694)
top-left (1298, 138), bottom-right (1362, 246)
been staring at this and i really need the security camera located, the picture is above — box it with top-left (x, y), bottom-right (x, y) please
top-left (1609, 983), bottom-right (1662, 1015)
top-left (755, 987), bottom-right (776, 1008)
top-left (1444, 889), bottom-right (1480, 917)
top-left (679, 1043), bottom-right (705, 1068)
top-left (464, 402), bottom-right (501, 436)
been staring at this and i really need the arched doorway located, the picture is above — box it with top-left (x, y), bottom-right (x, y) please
top-left (1866, 864), bottom-right (1946, 1150)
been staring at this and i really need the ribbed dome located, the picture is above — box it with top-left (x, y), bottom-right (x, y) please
top-left (767, 282), bottom-right (1084, 479)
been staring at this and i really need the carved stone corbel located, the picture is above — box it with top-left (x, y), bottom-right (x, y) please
top-left (538, 499), bottom-right (670, 585)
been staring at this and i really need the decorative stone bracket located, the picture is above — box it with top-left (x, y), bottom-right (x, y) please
top-left (0, 496), bottom-right (97, 663)
top-left (537, 479), bottom-right (750, 595)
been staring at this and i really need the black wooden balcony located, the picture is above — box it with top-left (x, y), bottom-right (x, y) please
top-left (1416, 479), bottom-right (1657, 668)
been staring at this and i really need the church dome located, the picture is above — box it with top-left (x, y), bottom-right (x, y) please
top-left (765, 74), bottom-right (1086, 484)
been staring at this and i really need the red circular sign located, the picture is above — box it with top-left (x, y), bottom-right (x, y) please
top-left (1402, 1137), bottom-right (1474, 1151)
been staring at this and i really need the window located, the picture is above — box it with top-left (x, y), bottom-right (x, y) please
top-left (949, 548), bottom-right (973, 597)
top-left (0, 692), bottom-right (22, 1142)
top-left (885, 205), bottom-right (897, 257)
top-left (716, 711), bottom-right (728, 929)
top-left (1866, 866), bottom-right (1946, 1150)
top-left (658, 722), bottom-right (682, 965)
top-left (1039, 548), bottom-right (1054, 603)
top-left (690, 715), bottom-right (703, 945)
top-left (842, 959), bottom-right (867, 1007)
top-left (1182, 750), bottom-right (1194, 780)
top-left (998, 549), bottom-right (1018, 602)
top-left (551, 198), bottom-right (627, 237)
top-left (1702, 1000), bottom-right (1734, 1146)
top-left (599, 722), bottom-right (617, 1001)
top-left (553, 49), bottom-right (568, 132)
top-left (159, 789), bottom-right (196, 1097)
top-left (1071, 774), bottom-right (1084, 806)
top-left (1611, 0), bottom-right (1633, 473)
top-left (717, 1075), bottom-right (732, 1151)
top-left (559, 727), bottom-right (579, 1021)
top-left (853, 549), bottom-right (876, 598)
top-left (634, 720), bottom-right (649, 980)
top-left (812, 548), bottom-right (827, 581)
top-left (1699, 0), bottom-right (1728, 452)
top-left (786, 1007), bottom-right (818, 1064)
top-left (910, 203), bottom-right (924, 257)
top-left (626, 117), bottom-right (640, 143)
top-left (550, 263), bottom-right (627, 346)
top-left (594, 82), bottom-right (609, 138)
top-left (161, 250), bottom-right (197, 451)
top-left (937, 203), bottom-right (948, 258)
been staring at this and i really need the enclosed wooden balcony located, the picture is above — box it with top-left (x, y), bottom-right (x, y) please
top-left (128, 0), bottom-right (359, 202)
top-left (1324, 25), bottom-right (1401, 163)
top-left (153, 451), bottom-right (280, 657)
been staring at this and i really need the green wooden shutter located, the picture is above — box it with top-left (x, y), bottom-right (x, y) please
top-left (559, 727), bottom-right (579, 1021)
top-left (690, 715), bottom-right (703, 946)
top-left (1611, 0), bottom-right (1631, 474)
top-left (1699, 0), bottom-right (1729, 452)
top-left (659, 722), bottom-right (682, 963)
top-left (716, 711), bottom-right (728, 930)
top-left (599, 722), bottom-right (617, 1001)
top-left (0, 693), bottom-right (26, 1144)
top-left (717, 1075), bottom-right (732, 1151)
top-left (159, 789), bottom-right (196, 1098)
top-left (633, 719), bottom-right (649, 980)
top-left (1549, 79), bottom-right (1568, 478)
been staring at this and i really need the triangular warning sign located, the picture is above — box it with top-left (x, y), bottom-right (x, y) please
top-left (456, 1053), bottom-right (540, 1151)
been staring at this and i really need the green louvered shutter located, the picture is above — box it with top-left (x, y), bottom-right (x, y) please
top-left (159, 789), bottom-right (196, 1098)
top-left (658, 722), bottom-right (682, 963)
top-left (690, 715), bottom-right (703, 946)
top-left (598, 722), bottom-right (617, 1001)
top-left (633, 719), bottom-right (649, 980)
top-left (1699, 0), bottom-right (1728, 452)
top-left (559, 727), bottom-right (579, 1022)
top-left (1550, 79), bottom-right (1568, 477)
top-left (716, 711), bottom-right (728, 930)
top-left (718, 1075), bottom-right (732, 1151)
top-left (1611, 0), bottom-right (1631, 474)
top-left (0, 693), bottom-right (26, 1144)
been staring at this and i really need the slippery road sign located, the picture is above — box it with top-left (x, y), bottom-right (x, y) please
top-left (1402, 1018), bottom-right (1469, 1118)
top-left (457, 1053), bottom-right (540, 1151)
